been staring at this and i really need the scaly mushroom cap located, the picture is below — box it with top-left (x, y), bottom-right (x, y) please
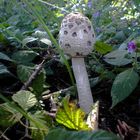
top-left (59, 12), bottom-right (95, 57)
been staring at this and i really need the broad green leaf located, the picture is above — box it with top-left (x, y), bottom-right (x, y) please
top-left (0, 52), bottom-right (12, 61)
top-left (104, 50), bottom-right (132, 66)
top-left (22, 37), bottom-right (38, 47)
top-left (31, 70), bottom-right (46, 96)
top-left (95, 41), bottom-right (112, 54)
top-left (12, 90), bottom-right (37, 111)
top-left (17, 65), bottom-right (46, 95)
top-left (17, 65), bottom-right (34, 82)
top-left (0, 102), bottom-right (22, 127)
top-left (29, 111), bottom-right (50, 140)
top-left (12, 50), bottom-right (39, 65)
top-left (111, 69), bottom-right (139, 108)
top-left (45, 128), bottom-right (121, 140)
top-left (112, 31), bottom-right (126, 42)
top-left (40, 38), bottom-right (52, 46)
top-left (56, 96), bottom-right (89, 130)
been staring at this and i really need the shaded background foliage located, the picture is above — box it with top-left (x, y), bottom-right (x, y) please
top-left (0, 0), bottom-right (140, 140)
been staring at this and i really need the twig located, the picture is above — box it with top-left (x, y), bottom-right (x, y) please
top-left (0, 130), bottom-right (10, 140)
top-left (21, 59), bottom-right (45, 90)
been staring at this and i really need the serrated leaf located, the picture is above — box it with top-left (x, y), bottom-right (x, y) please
top-left (111, 69), bottom-right (139, 108)
top-left (12, 50), bottom-right (39, 65)
top-left (17, 65), bottom-right (46, 95)
top-left (95, 41), bottom-right (112, 54)
top-left (29, 111), bottom-right (50, 140)
top-left (45, 128), bottom-right (121, 140)
top-left (12, 90), bottom-right (37, 111)
top-left (104, 49), bottom-right (132, 66)
top-left (0, 52), bottom-right (12, 61)
top-left (31, 70), bottom-right (46, 96)
top-left (17, 65), bottom-right (34, 82)
top-left (40, 38), bottom-right (52, 46)
top-left (0, 102), bottom-right (22, 127)
top-left (22, 37), bottom-right (38, 47)
top-left (56, 96), bottom-right (89, 130)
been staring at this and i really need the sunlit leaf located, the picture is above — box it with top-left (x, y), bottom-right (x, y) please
top-left (40, 38), bottom-right (52, 46)
top-left (111, 69), bottom-right (139, 108)
top-left (12, 90), bottom-right (37, 111)
top-left (56, 96), bottom-right (89, 130)
top-left (95, 41), bottom-right (112, 54)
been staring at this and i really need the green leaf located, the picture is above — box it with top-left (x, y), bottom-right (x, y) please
top-left (0, 52), bottom-right (12, 61)
top-left (12, 90), bottom-right (37, 111)
top-left (30, 111), bottom-right (50, 140)
top-left (95, 41), bottom-right (112, 54)
top-left (17, 65), bottom-right (34, 82)
top-left (22, 37), bottom-right (38, 47)
top-left (56, 96), bottom-right (89, 130)
top-left (31, 70), bottom-right (46, 96)
top-left (104, 50), bottom-right (132, 66)
top-left (0, 102), bottom-right (22, 127)
top-left (12, 50), bottom-right (39, 65)
top-left (40, 38), bottom-right (52, 46)
top-left (45, 128), bottom-right (121, 140)
top-left (0, 64), bottom-right (12, 77)
top-left (17, 65), bottom-right (46, 95)
top-left (111, 69), bottom-right (139, 108)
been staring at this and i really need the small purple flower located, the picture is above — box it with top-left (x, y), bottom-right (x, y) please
top-left (93, 11), bottom-right (100, 18)
top-left (87, 0), bottom-right (92, 8)
top-left (127, 41), bottom-right (137, 53)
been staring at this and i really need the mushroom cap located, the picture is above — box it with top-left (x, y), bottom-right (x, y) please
top-left (59, 12), bottom-right (95, 57)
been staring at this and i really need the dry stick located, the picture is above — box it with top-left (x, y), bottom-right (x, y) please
top-left (20, 55), bottom-right (50, 139)
top-left (0, 130), bottom-right (10, 140)
top-left (21, 59), bottom-right (45, 90)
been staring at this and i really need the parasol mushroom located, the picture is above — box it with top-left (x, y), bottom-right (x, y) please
top-left (59, 12), bottom-right (96, 113)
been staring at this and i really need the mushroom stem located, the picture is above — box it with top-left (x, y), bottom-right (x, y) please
top-left (72, 57), bottom-right (94, 113)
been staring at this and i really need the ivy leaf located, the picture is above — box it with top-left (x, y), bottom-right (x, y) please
top-left (0, 102), bottom-right (22, 127)
top-left (95, 41), bottom-right (112, 54)
top-left (111, 69), bottom-right (139, 108)
top-left (45, 128), bottom-right (121, 140)
top-left (12, 90), bottom-right (37, 111)
top-left (56, 96), bottom-right (89, 130)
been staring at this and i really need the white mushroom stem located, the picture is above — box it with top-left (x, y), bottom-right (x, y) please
top-left (72, 57), bottom-right (94, 113)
